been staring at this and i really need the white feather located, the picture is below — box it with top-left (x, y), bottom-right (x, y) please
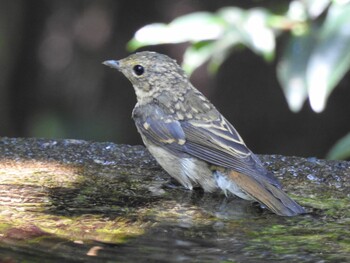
top-left (214, 171), bottom-right (252, 200)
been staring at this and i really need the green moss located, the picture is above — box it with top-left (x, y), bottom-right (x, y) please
top-left (245, 215), bottom-right (350, 259)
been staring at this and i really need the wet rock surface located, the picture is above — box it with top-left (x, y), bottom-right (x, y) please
top-left (0, 137), bottom-right (349, 262)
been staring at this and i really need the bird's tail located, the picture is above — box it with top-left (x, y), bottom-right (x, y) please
top-left (226, 171), bottom-right (305, 216)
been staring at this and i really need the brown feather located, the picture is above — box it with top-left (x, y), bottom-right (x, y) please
top-left (227, 171), bottom-right (305, 216)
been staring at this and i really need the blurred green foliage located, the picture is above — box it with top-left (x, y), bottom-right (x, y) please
top-left (128, 0), bottom-right (350, 160)
top-left (327, 132), bottom-right (350, 160)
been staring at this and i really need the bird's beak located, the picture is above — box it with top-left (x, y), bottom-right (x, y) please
top-left (102, 60), bottom-right (120, 70)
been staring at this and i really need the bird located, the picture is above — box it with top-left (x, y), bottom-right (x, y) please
top-left (103, 51), bottom-right (305, 216)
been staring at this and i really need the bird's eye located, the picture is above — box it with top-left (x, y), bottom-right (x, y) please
top-left (133, 65), bottom-right (144, 76)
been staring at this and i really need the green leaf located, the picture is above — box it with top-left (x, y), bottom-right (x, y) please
top-left (304, 0), bottom-right (331, 18)
top-left (285, 0), bottom-right (330, 22)
top-left (182, 41), bottom-right (216, 75)
top-left (127, 23), bottom-right (168, 50)
top-left (241, 8), bottom-right (276, 60)
top-left (207, 30), bottom-right (242, 74)
top-left (277, 31), bottom-right (316, 112)
top-left (326, 132), bottom-right (350, 160)
top-left (218, 7), bottom-right (276, 61)
top-left (127, 12), bottom-right (225, 51)
top-left (128, 7), bottom-right (277, 75)
top-left (182, 32), bottom-right (242, 76)
top-left (306, 2), bottom-right (350, 112)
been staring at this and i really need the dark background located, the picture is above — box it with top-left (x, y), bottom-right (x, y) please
top-left (0, 0), bottom-right (349, 158)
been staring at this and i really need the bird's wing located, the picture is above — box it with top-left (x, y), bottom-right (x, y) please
top-left (133, 106), bottom-right (187, 151)
top-left (134, 107), bottom-right (280, 188)
top-left (181, 116), bottom-right (280, 187)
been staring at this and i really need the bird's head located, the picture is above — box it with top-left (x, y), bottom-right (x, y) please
top-left (103, 51), bottom-right (189, 103)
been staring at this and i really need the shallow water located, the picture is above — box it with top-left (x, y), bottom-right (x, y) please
top-left (0, 138), bottom-right (349, 262)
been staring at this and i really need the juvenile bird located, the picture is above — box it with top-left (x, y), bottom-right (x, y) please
top-left (103, 51), bottom-right (305, 216)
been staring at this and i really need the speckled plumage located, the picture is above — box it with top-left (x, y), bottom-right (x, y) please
top-left (103, 51), bottom-right (305, 216)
